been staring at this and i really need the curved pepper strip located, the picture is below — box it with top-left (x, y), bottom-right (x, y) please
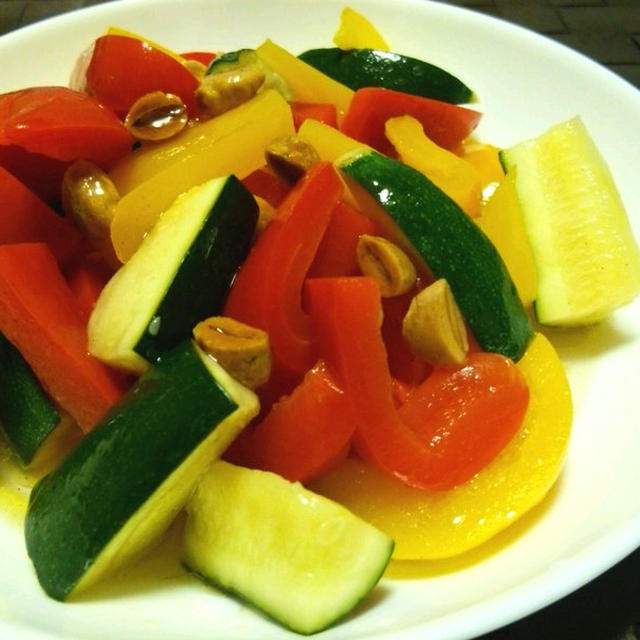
top-left (306, 276), bottom-right (528, 491)
top-left (308, 200), bottom-right (378, 278)
top-left (224, 361), bottom-right (354, 483)
top-left (398, 352), bottom-right (529, 489)
top-left (225, 162), bottom-right (343, 384)
top-left (311, 333), bottom-right (571, 559)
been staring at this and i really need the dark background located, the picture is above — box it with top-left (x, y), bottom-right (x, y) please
top-left (1, 0), bottom-right (640, 638)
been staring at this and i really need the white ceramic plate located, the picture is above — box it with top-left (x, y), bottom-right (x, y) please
top-left (2, 1), bottom-right (640, 638)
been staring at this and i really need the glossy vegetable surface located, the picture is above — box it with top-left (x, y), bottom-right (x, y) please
top-left (338, 150), bottom-right (533, 361)
top-left (0, 243), bottom-right (126, 431)
top-left (311, 333), bottom-right (571, 559)
top-left (307, 277), bottom-right (529, 491)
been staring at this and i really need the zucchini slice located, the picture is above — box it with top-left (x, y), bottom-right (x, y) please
top-left (501, 117), bottom-right (640, 325)
top-left (0, 330), bottom-right (59, 465)
top-left (337, 149), bottom-right (533, 361)
top-left (183, 461), bottom-right (393, 635)
top-left (89, 175), bottom-right (258, 373)
top-left (206, 48), bottom-right (257, 74)
top-left (206, 48), bottom-right (293, 101)
top-left (298, 48), bottom-right (474, 104)
top-left (25, 339), bottom-right (258, 601)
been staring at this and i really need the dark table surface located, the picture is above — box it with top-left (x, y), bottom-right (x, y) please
top-left (1, 1), bottom-right (639, 638)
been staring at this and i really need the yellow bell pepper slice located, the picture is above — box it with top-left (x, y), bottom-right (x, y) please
top-left (256, 39), bottom-right (354, 121)
top-left (333, 7), bottom-right (390, 51)
top-left (385, 115), bottom-right (482, 217)
top-left (475, 169), bottom-right (538, 308)
top-left (111, 92), bottom-right (294, 263)
top-left (311, 332), bottom-right (572, 560)
top-left (110, 90), bottom-right (290, 195)
top-left (460, 140), bottom-right (505, 202)
top-left (297, 118), bottom-right (368, 161)
top-left (296, 119), bottom-right (372, 213)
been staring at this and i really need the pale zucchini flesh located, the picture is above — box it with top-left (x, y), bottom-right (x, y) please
top-left (88, 175), bottom-right (257, 373)
top-left (501, 116), bottom-right (640, 325)
top-left (183, 461), bottom-right (394, 635)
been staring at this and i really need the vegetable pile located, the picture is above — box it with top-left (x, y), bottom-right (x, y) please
top-left (1, 6), bottom-right (639, 636)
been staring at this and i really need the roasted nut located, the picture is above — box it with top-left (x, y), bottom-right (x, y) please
top-left (183, 59), bottom-right (208, 82)
top-left (254, 195), bottom-right (276, 235)
top-left (195, 67), bottom-right (265, 117)
top-left (356, 234), bottom-right (417, 297)
top-left (61, 159), bottom-right (120, 266)
top-left (124, 91), bottom-right (188, 142)
top-left (193, 316), bottom-right (272, 389)
top-left (265, 135), bottom-right (320, 183)
top-left (402, 279), bottom-right (469, 365)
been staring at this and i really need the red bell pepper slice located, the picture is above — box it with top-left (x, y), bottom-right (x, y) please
top-left (180, 51), bottom-right (217, 66)
top-left (65, 257), bottom-right (114, 323)
top-left (0, 165), bottom-right (81, 265)
top-left (307, 201), bottom-right (378, 278)
top-left (242, 168), bottom-right (291, 208)
top-left (290, 102), bottom-right (338, 130)
top-left (381, 292), bottom-right (431, 385)
top-left (306, 276), bottom-right (528, 491)
top-left (0, 243), bottom-right (128, 432)
top-left (398, 352), bottom-right (529, 489)
top-left (0, 87), bottom-right (132, 167)
top-left (0, 145), bottom-right (67, 205)
top-left (341, 87), bottom-right (481, 155)
top-left (85, 35), bottom-right (200, 117)
top-left (224, 361), bottom-right (354, 483)
top-left (225, 162), bottom-right (343, 383)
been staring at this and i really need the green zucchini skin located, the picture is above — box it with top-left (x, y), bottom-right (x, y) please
top-left (206, 48), bottom-right (257, 75)
top-left (183, 462), bottom-right (394, 635)
top-left (298, 48), bottom-right (473, 104)
top-left (24, 340), bottom-right (243, 601)
top-left (134, 175), bottom-right (258, 363)
top-left (338, 151), bottom-right (533, 361)
top-left (0, 331), bottom-right (59, 464)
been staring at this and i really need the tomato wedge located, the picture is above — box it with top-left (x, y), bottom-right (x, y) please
top-left (85, 35), bottom-right (200, 117)
top-left (0, 87), bottom-right (131, 166)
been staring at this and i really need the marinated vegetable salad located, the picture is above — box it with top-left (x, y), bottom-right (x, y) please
top-left (1, 5), bottom-right (639, 635)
